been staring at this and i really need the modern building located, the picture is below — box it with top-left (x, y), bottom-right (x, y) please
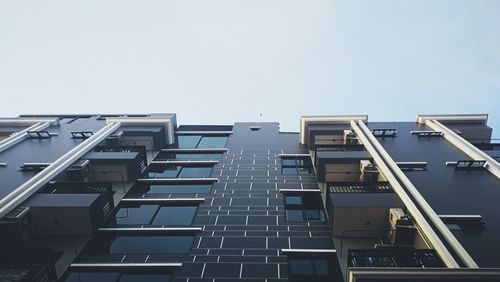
top-left (0, 113), bottom-right (499, 282)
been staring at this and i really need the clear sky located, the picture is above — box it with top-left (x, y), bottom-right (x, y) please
top-left (1, 1), bottom-right (499, 136)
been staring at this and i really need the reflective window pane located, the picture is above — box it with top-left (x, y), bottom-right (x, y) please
top-left (119, 274), bottom-right (171, 282)
top-left (178, 167), bottom-right (212, 178)
top-left (148, 166), bottom-right (181, 178)
top-left (314, 260), bottom-right (329, 275)
top-left (282, 159), bottom-right (297, 166)
top-left (285, 196), bottom-right (302, 205)
top-left (174, 153), bottom-right (223, 159)
top-left (285, 210), bottom-right (303, 221)
top-left (177, 135), bottom-right (202, 148)
top-left (303, 209), bottom-right (322, 221)
top-left (148, 184), bottom-right (212, 194)
top-left (115, 205), bottom-right (159, 225)
top-left (109, 236), bottom-right (193, 254)
top-left (65, 272), bottom-right (120, 282)
top-left (197, 136), bottom-right (228, 148)
top-left (289, 259), bottom-right (314, 275)
top-left (282, 167), bottom-right (298, 175)
top-left (152, 206), bottom-right (197, 226)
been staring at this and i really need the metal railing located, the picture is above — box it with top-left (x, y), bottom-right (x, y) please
top-left (329, 182), bottom-right (393, 193)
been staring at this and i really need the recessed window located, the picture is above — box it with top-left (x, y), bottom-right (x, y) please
top-left (128, 183), bottom-right (213, 195)
top-left (155, 152), bottom-right (223, 160)
top-left (149, 184), bottom-right (212, 194)
top-left (281, 157), bottom-right (313, 175)
top-left (287, 254), bottom-right (341, 282)
top-left (284, 194), bottom-right (325, 222)
top-left (113, 204), bottom-right (197, 226)
top-left (108, 236), bottom-right (193, 254)
top-left (147, 165), bottom-right (213, 178)
top-left (177, 135), bottom-right (228, 149)
top-left (65, 273), bottom-right (172, 282)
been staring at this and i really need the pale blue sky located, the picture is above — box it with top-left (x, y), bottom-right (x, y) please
top-left (1, 1), bottom-right (499, 135)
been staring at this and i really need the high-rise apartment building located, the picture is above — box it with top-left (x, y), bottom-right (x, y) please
top-left (0, 113), bottom-right (499, 281)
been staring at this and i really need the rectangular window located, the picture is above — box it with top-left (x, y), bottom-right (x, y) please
top-left (287, 253), bottom-right (341, 282)
top-left (176, 135), bottom-right (228, 149)
top-left (109, 236), bottom-right (193, 254)
top-left (155, 152), bottom-right (223, 160)
top-left (65, 273), bottom-right (171, 282)
top-left (113, 204), bottom-right (197, 226)
top-left (281, 157), bottom-right (313, 175)
top-left (284, 193), bottom-right (325, 222)
top-left (147, 165), bottom-right (213, 178)
top-left (152, 184), bottom-right (212, 194)
top-left (128, 183), bottom-right (213, 196)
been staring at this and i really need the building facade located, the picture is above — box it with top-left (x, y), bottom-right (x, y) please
top-left (0, 113), bottom-right (499, 281)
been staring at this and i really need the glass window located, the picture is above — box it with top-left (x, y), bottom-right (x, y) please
top-left (119, 274), bottom-right (171, 282)
top-left (314, 260), bottom-right (329, 275)
top-left (177, 135), bottom-right (202, 148)
top-left (281, 157), bottom-right (313, 175)
top-left (66, 273), bottom-right (120, 282)
top-left (285, 196), bottom-right (302, 205)
top-left (289, 259), bottom-right (314, 275)
top-left (178, 167), bottom-right (212, 178)
top-left (303, 209), bottom-right (322, 220)
top-left (151, 206), bottom-right (197, 226)
top-left (197, 136), bottom-right (228, 148)
top-left (148, 184), bottom-right (212, 194)
top-left (109, 236), bottom-right (193, 254)
top-left (281, 159), bottom-right (297, 166)
top-left (175, 153), bottom-right (223, 159)
top-left (282, 167), bottom-right (298, 175)
top-left (285, 210), bottom-right (304, 221)
top-left (115, 205), bottom-right (159, 225)
top-left (148, 166), bottom-right (181, 178)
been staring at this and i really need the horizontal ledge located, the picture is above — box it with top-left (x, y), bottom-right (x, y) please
top-left (161, 148), bottom-right (228, 153)
top-left (396, 162), bottom-right (428, 166)
top-left (98, 227), bottom-right (202, 234)
top-left (70, 262), bottom-right (182, 270)
top-left (417, 114), bottom-right (488, 124)
top-left (281, 249), bottom-right (337, 254)
top-left (279, 189), bottom-right (321, 193)
top-left (439, 215), bottom-right (482, 220)
top-left (151, 160), bottom-right (219, 165)
top-left (0, 163), bottom-right (7, 167)
top-left (175, 131), bottom-right (233, 135)
top-left (121, 198), bottom-right (205, 204)
top-left (278, 154), bottom-right (311, 158)
top-left (137, 178), bottom-right (218, 183)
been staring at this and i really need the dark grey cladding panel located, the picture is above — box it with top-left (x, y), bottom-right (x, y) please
top-left (0, 116), bottom-right (105, 200)
top-left (442, 122), bottom-right (492, 141)
top-left (368, 121), bottom-right (500, 267)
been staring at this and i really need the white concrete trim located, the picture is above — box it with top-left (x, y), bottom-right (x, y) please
top-left (106, 116), bottom-right (175, 144)
top-left (426, 120), bottom-right (500, 178)
top-left (0, 121), bottom-right (54, 154)
top-left (0, 122), bottom-right (121, 218)
top-left (300, 115), bottom-right (368, 145)
top-left (352, 120), bottom-right (466, 268)
top-left (417, 114), bottom-right (488, 124)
